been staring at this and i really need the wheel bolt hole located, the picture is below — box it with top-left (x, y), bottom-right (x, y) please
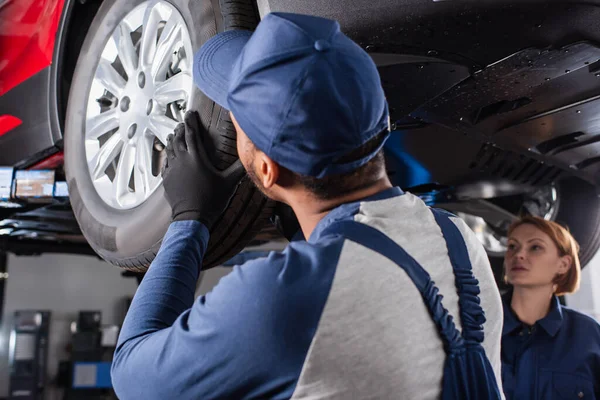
top-left (120, 96), bottom-right (131, 112)
top-left (128, 123), bottom-right (137, 139)
top-left (146, 99), bottom-right (154, 115)
top-left (138, 72), bottom-right (146, 89)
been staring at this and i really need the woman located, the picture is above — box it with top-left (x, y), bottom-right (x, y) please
top-left (501, 216), bottom-right (600, 400)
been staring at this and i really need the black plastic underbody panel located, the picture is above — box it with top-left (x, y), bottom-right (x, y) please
top-left (259, 0), bottom-right (600, 188)
top-left (410, 41), bottom-right (600, 186)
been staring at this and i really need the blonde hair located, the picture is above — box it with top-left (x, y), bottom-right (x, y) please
top-left (506, 216), bottom-right (581, 296)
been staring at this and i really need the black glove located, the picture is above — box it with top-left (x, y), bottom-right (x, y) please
top-left (162, 111), bottom-right (246, 228)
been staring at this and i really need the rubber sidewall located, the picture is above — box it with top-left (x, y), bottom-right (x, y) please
top-left (64, 0), bottom-right (225, 268)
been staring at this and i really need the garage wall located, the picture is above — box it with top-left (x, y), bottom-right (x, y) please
top-left (0, 253), bottom-right (138, 399)
top-left (566, 249), bottom-right (600, 321)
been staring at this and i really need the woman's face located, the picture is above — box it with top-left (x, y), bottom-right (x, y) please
top-left (504, 223), bottom-right (571, 289)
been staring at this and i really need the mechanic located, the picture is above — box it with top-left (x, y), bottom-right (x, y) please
top-left (111, 13), bottom-right (504, 399)
top-left (501, 216), bottom-right (600, 399)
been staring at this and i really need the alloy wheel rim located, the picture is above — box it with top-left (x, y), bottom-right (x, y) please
top-left (84, 0), bottom-right (193, 209)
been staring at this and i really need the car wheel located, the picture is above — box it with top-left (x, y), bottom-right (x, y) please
top-left (64, 0), bottom-right (273, 272)
top-left (454, 177), bottom-right (600, 287)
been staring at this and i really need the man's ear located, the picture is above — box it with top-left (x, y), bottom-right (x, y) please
top-left (257, 152), bottom-right (280, 189)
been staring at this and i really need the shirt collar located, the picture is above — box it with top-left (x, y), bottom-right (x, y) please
top-left (309, 186), bottom-right (404, 243)
top-left (502, 291), bottom-right (564, 337)
top-left (537, 296), bottom-right (564, 337)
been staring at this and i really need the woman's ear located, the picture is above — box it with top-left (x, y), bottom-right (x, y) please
top-left (558, 255), bottom-right (573, 275)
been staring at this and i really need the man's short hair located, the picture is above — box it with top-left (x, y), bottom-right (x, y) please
top-left (290, 131), bottom-right (388, 200)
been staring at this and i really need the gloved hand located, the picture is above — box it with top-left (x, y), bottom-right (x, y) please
top-left (162, 111), bottom-right (246, 229)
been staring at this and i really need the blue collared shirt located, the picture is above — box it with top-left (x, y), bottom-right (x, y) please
top-left (501, 292), bottom-right (600, 400)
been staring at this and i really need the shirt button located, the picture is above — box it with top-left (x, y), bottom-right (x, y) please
top-left (314, 40), bottom-right (331, 52)
top-left (519, 331), bottom-right (524, 336)
top-left (579, 392), bottom-right (585, 398)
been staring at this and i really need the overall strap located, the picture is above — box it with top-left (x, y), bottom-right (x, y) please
top-left (321, 220), bottom-right (464, 354)
top-left (431, 209), bottom-right (487, 345)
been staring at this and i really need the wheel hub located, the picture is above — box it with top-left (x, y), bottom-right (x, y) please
top-left (119, 67), bottom-right (156, 141)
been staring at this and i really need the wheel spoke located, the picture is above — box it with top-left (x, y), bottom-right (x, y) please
top-left (95, 59), bottom-right (126, 97)
top-left (154, 72), bottom-right (190, 105)
top-left (151, 13), bottom-right (181, 79)
top-left (114, 144), bottom-right (136, 204)
top-left (86, 109), bottom-right (119, 140)
top-left (89, 133), bottom-right (123, 180)
top-left (149, 171), bottom-right (163, 192)
top-left (149, 114), bottom-right (178, 145)
top-left (113, 21), bottom-right (138, 77)
top-left (140, 2), bottom-right (161, 68)
top-left (134, 136), bottom-right (153, 200)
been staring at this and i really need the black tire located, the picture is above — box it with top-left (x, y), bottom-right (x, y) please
top-left (489, 177), bottom-right (600, 289)
top-left (64, 0), bottom-right (274, 272)
top-left (553, 178), bottom-right (600, 268)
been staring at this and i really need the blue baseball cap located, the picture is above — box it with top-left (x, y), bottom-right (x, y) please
top-left (193, 12), bottom-right (390, 178)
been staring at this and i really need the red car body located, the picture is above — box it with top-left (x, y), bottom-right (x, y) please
top-left (0, 0), bottom-right (65, 97)
top-left (0, 0), bottom-right (66, 165)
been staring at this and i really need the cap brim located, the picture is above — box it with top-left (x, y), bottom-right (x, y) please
top-left (193, 30), bottom-right (253, 109)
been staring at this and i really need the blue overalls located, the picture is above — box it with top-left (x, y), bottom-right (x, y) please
top-left (322, 208), bottom-right (502, 400)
